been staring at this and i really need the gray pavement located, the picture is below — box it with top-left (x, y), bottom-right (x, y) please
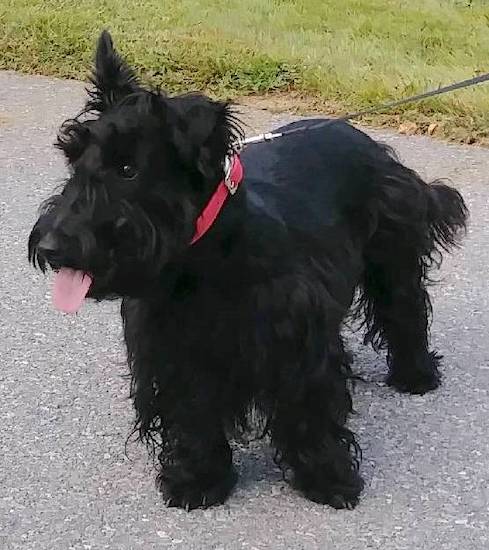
top-left (1, 71), bottom-right (488, 549)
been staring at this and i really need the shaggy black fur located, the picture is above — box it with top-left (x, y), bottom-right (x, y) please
top-left (29, 31), bottom-right (468, 511)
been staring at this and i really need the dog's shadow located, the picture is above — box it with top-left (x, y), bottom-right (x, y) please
top-left (232, 439), bottom-right (284, 491)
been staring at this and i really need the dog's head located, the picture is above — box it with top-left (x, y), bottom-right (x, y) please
top-left (28, 30), bottom-right (242, 309)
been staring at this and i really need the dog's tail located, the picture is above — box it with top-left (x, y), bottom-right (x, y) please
top-left (425, 181), bottom-right (468, 257)
top-left (367, 144), bottom-right (469, 268)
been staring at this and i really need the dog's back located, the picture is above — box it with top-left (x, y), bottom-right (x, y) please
top-left (242, 119), bottom-right (379, 234)
top-left (241, 118), bottom-right (466, 263)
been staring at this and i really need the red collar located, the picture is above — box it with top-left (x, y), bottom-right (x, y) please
top-left (190, 155), bottom-right (244, 245)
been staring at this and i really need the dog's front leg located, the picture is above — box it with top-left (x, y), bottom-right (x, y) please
top-left (122, 300), bottom-right (237, 510)
top-left (269, 349), bottom-right (364, 510)
top-left (133, 367), bottom-right (237, 510)
top-left (254, 279), bottom-right (363, 509)
top-left (154, 379), bottom-right (238, 511)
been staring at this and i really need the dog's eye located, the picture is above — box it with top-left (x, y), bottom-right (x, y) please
top-left (120, 164), bottom-right (138, 180)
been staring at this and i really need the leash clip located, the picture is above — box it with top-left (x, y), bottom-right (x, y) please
top-left (233, 132), bottom-right (282, 151)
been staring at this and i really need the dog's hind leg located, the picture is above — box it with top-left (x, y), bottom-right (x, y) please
top-left (360, 146), bottom-right (467, 394)
top-left (362, 244), bottom-right (441, 394)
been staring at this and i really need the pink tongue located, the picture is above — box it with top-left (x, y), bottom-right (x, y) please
top-left (53, 268), bottom-right (93, 314)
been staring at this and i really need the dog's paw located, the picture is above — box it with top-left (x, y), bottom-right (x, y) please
top-left (294, 472), bottom-right (364, 510)
top-left (386, 369), bottom-right (441, 395)
top-left (160, 467), bottom-right (238, 511)
top-left (387, 351), bottom-right (442, 395)
top-left (302, 487), bottom-right (360, 510)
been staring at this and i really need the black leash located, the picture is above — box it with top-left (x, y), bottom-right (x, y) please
top-left (235, 71), bottom-right (489, 148)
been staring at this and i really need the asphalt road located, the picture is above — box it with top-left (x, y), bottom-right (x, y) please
top-left (1, 71), bottom-right (488, 550)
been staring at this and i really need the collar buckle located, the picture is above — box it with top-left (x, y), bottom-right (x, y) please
top-left (223, 155), bottom-right (238, 195)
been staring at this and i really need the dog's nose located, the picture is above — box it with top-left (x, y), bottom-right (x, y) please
top-left (37, 232), bottom-right (58, 253)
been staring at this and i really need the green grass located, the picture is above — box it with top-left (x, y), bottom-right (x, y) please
top-left (1, 0), bottom-right (489, 141)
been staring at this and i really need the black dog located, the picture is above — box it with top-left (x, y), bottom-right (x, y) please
top-left (29, 31), bottom-right (467, 510)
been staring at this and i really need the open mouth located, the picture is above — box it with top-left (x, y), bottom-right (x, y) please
top-left (52, 268), bottom-right (93, 314)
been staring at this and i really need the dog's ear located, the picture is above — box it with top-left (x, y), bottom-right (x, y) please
top-left (86, 30), bottom-right (140, 112)
top-left (168, 95), bottom-right (241, 181)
